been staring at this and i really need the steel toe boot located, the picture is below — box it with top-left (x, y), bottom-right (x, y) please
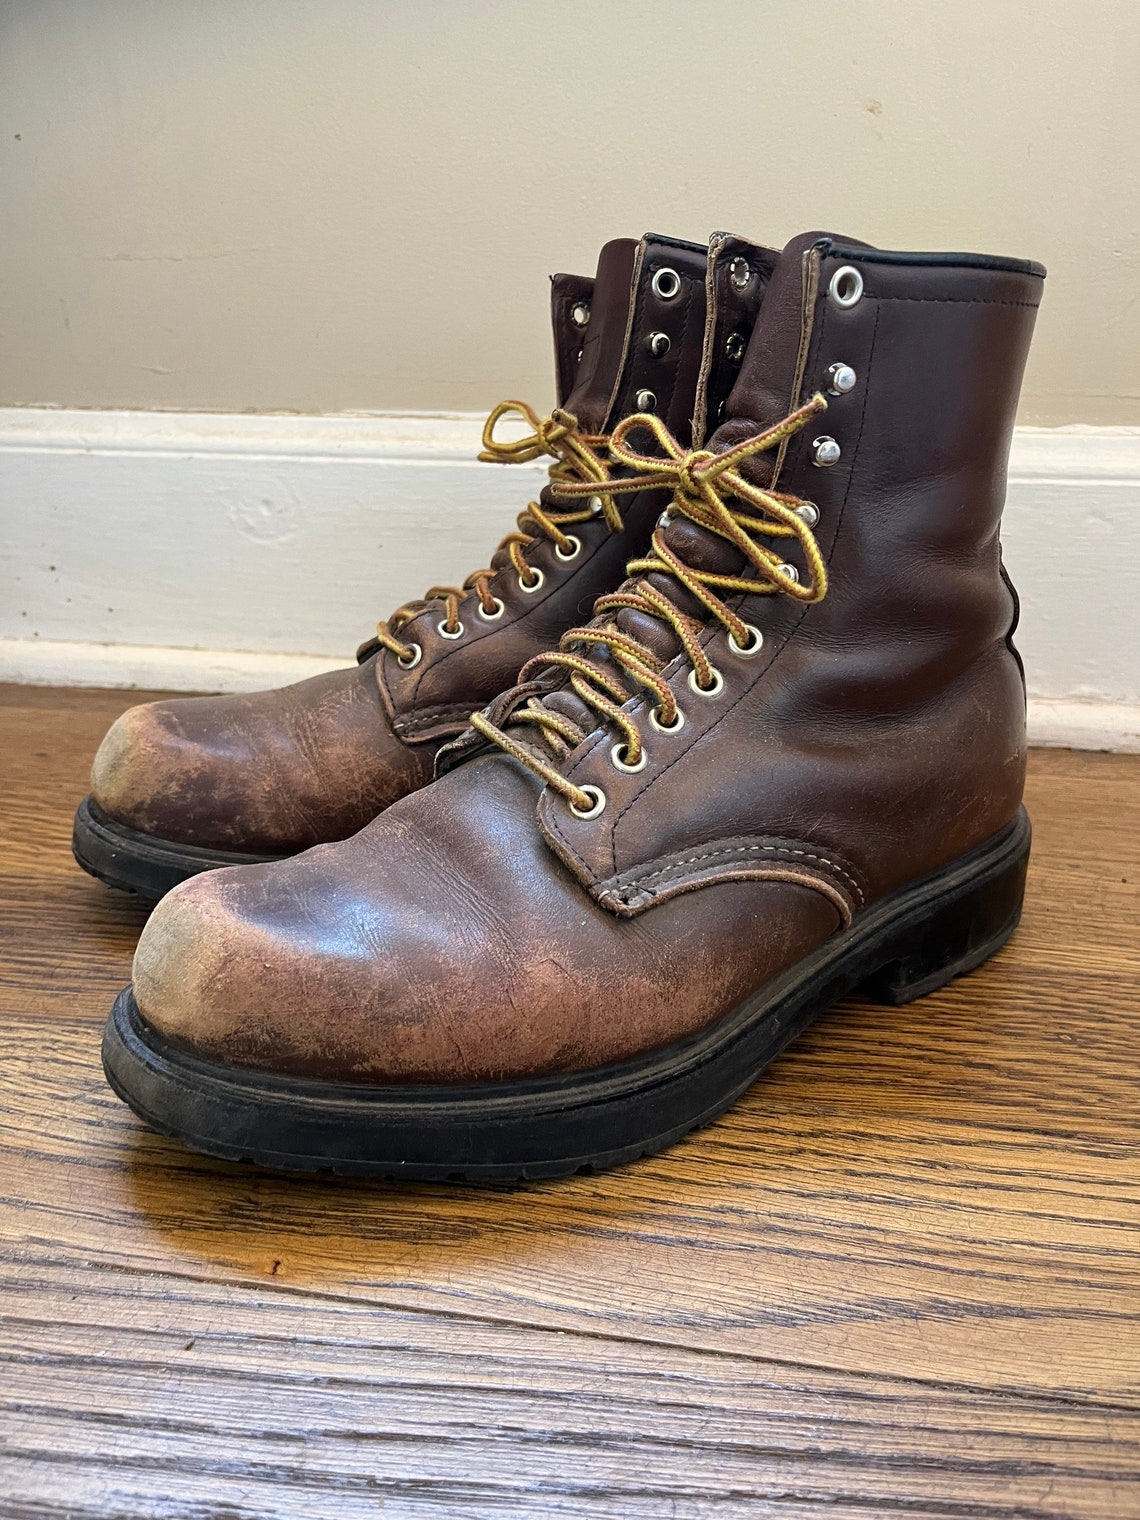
top-left (104, 231), bottom-right (1044, 1179)
top-left (75, 233), bottom-right (762, 899)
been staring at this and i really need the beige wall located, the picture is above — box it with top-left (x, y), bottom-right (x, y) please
top-left (2, 0), bottom-right (1137, 425)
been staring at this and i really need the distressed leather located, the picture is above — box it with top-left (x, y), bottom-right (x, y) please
top-left (91, 233), bottom-right (737, 854)
top-left (131, 231), bottom-right (1043, 1084)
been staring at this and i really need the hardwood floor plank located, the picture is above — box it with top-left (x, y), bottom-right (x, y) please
top-left (2, 1260), bottom-right (1138, 1519)
top-left (1, 685), bottom-right (1139, 1513)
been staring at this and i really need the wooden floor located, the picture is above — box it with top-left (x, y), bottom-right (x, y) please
top-left (1, 683), bottom-right (1138, 1518)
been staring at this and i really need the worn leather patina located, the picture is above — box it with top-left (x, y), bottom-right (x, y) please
top-left (129, 231), bottom-right (1043, 1083)
top-left (88, 232), bottom-right (759, 857)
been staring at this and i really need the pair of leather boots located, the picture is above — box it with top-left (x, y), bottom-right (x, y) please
top-left (80, 228), bottom-right (1045, 1180)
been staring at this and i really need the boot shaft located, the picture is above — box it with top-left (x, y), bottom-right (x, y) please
top-left (719, 235), bottom-right (1044, 717)
top-left (463, 230), bottom-right (1048, 910)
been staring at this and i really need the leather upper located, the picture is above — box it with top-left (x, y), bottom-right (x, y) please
top-left (91, 233), bottom-right (747, 853)
top-left (131, 231), bottom-right (1044, 1083)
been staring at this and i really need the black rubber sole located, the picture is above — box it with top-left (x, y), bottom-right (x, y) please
top-left (73, 797), bottom-right (280, 901)
top-left (101, 809), bottom-right (1031, 1181)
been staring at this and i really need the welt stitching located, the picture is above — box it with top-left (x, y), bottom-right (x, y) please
top-left (626, 843), bottom-right (864, 903)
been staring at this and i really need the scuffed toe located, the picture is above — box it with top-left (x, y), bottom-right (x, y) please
top-left (90, 702), bottom-right (195, 835)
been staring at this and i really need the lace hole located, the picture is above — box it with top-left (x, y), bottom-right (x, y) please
top-left (651, 267), bottom-right (681, 300)
top-left (396, 642), bottom-right (422, 670)
top-left (571, 301), bottom-right (590, 328)
top-left (687, 665), bottom-right (725, 698)
top-left (517, 567), bottom-right (546, 595)
top-left (569, 784), bottom-right (606, 820)
top-left (635, 389), bottom-right (657, 412)
top-left (477, 597), bottom-right (505, 622)
top-left (827, 265), bottom-right (864, 309)
top-left (610, 742), bottom-right (647, 774)
top-left (649, 331), bottom-right (671, 358)
top-left (729, 256), bottom-right (752, 291)
top-left (587, 494), bottom-right (604, 516)
top-left (727, 623), bottom-right (764, 658)
top-left (777, 562), bottom-right (800, 584)
top-left (649, 705), bottom-right (685, 734)
top-left (436, 619), bottom-right (465, 641)
top-left (795, 501), bottom-right (820, 528)
top-left (554, 535), bottom-right (582, 563)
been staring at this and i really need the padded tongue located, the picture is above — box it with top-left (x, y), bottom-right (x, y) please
top-left (560, 238), bottom-right (639, 433)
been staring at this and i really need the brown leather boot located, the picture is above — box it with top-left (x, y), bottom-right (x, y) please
top-left (105, 231), bottom-right (1044, 1179)
top-left (75, 232), bottom-right (768, 898)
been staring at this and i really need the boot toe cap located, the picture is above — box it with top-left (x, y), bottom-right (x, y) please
top-left (90, 702), bottom-right (191, 833)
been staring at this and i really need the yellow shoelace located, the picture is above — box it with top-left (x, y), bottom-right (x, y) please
top-left (373, 401), bottom-right (617, 664)
top-left (470, 394), bottom-right (829, 811)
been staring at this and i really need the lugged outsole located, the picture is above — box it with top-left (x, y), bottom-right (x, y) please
top-left (101, 809), bottom-right (1031, 1181)
top-left (73, 796), bottom-right (281, 902)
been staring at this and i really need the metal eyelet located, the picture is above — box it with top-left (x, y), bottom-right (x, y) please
top-left (610, 742), bottom-right (647, 774)
top-left (396, 643), bottom-right (422, 670)
top-left (477, 597), bottom-right (505, 622)
top-left (811, 436), bottom-right (841, 468)
top-left (725, 330), bottom-right (746, 364)
top-left (649, 331), bottom-right (671, 357)
top-left (826, 362), bottom-right (857, 395)
top-left (587, 494), bottom-right (604, 516)
top-left (729, 256), bottom-right (751, 291)
top-left (636, 389), bottom-right (657, 411)
top-left (777, 563), bottom-right (800, 584)
top-left (687, 665), bottom-right (725, 698)
top-left (827, 266), bottom-right (863, 309)
top-left (569, 784), bottom-right (607, 820)
top-left (795, 501), bottom-right (820, 528)
top-left (571, 301), bottom-right (590, 328)
top-left (727, 623), bottom-right (764, 658)
top-left (517, 567), bottom-right (545, 594)
top-left (437, 619), bottom-right (465, 640)
top-left (649, 705), bottom-right (685, 734)
top-left (651, 267), bottom-right (681, 300)
top-left (554, 535), bottom-right (582, 562)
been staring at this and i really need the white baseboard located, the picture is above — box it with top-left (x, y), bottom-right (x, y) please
top-left (1025, 697), bottom-right (1140, 753)
top-left (2, 408), bottom-right (1138, 751)
top-left (3, 638), bottom-right (1136, 753)
top-left (0, 637), bottom-right (344, 694)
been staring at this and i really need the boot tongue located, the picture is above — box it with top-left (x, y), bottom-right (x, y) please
top-left (561, 238), bottom-right (640, 433)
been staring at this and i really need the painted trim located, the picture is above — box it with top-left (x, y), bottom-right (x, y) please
top-left (2, 639), bottom-right (1136, 753)
top-left (2, 409), bottom-right (1138, 751)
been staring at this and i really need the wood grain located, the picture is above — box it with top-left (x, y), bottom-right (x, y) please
top-left (1, 683), bottom-right (1138, 1516)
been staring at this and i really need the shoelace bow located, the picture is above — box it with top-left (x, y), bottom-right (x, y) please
top-left (373, 400), bottom-right (617, 663)
top-left (469, 393), bottom-right (830, 811)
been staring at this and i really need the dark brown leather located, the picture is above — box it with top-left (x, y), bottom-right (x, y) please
top-left (549, 272), bottom-right (595, 406)
top-left (131, 230), bottom-right (1043, 1086)
top-left (91, 234), bottom-right (734, 855)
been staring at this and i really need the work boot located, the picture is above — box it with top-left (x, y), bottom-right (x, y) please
top-left (105, 231), bottom-right (1044, 1180)
top-left (76, 232), bottom-right (763, 899)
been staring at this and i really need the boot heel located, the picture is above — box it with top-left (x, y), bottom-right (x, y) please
top-left (859, 816), bottom-right (1030, 1007)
